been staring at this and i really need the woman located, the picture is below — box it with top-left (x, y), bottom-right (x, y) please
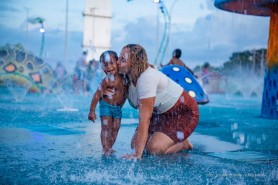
top-left (117, 44), bottom-right (199, 159)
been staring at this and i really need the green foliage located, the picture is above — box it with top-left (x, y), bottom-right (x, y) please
top-left (194, 49), bottom-right (267, 77)
top-left (0, 43), bottom-right (25, 52)
top-left (221, 49), bottom-right (266, 76)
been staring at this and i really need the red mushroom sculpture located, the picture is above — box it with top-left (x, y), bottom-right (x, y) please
top-left (215, 0), bottom-right (278, 119)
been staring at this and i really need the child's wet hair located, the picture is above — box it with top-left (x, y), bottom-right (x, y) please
top-left (99, 50), bottom-right (118, 63)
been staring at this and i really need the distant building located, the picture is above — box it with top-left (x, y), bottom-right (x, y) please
top-left (82, 0), bottom-right (112, 61)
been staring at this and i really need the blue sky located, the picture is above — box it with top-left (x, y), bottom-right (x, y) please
top-left (0, 0), bottom-right (270, 71)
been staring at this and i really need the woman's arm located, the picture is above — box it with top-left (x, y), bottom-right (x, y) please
top-left (123, 97), bottom-right (155, 159)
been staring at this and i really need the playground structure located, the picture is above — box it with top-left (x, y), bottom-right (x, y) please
top-left (0, 44), bottom-right (67, 98)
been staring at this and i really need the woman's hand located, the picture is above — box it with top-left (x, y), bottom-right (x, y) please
top-left (130, 97), bottom-right (155, 159)
top-left (121, 153), bottom-right (141, 160)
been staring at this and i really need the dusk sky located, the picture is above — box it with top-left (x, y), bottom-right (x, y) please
top-left (0, 0), bottom-right (270, 72)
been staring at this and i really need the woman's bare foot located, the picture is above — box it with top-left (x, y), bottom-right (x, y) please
top-left (164, 139), bottom-right (193, 154)
top-left (182, 139), bottom-right (193, 150)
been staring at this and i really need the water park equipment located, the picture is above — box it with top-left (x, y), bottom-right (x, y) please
top-left (0, 44), bottom-right (56, 97)
top-left (214, 0), bottom-right (278, 119)
top-left (161, 65), bottom-right (209, 104)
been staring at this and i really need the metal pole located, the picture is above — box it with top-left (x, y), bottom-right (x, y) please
top-left (39, 25), bottom-right (45, 58)
top-left (154, 1), bottom-right (170, 66)
top-left (156, 6), bottom-right (159, 59)
top-left (168, 0), bottom-right (179, 57)
top-left (24, 7), bottom-right (31, 50)
top-left (64, 0), bottom-right (69, 63)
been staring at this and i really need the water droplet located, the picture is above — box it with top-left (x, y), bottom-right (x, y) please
top-left (108, 74), bottom-right (115, 81)
top-left (179, 96), bottom-right (185, 103)
top-left (124, 53), bottom-right (129, 61)
top-left (102, 119), bottom-right (108, 125)
top-left (238, 133), bottom-right (245, 144)
top-left (231, 122), bottom-right (238, 131)
top-left (176, 131), bottom-right (184, 140)
top-left (103, 130), bottom-right (108, 138)
top-left (104, 52), bottom-right (111, 62)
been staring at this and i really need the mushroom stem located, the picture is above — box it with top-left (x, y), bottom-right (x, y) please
top-left (267, 12), bottom-right (278, 69)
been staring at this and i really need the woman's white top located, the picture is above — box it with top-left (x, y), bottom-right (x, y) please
top-left (128, 67), bottom-right (183, 114)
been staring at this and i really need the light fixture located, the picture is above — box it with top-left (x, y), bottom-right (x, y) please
top-left (40, 24), bottom-right (45, 33)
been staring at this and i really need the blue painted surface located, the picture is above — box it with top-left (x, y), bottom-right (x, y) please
top-left (261, 67), bottom-right (278, 119)
top-left (160, 64), bottom-right (209, 104)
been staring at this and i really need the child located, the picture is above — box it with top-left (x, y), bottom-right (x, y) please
top-left (88, 50), bottom-right (128, 155)
top-left (161, 48), bottom-right (197, 77)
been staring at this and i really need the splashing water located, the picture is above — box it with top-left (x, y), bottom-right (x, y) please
top-left (104, 51), bottom-right (111, 62)
top-left (0, 87), bottom-right (277, 184)
top-left (102, 119), bottom-right (108, 126)
top-left (179, 96), bottom-right (185, 103)
top-left (176, 131), bottom-right (185, 140)
top-left (4, 79), bottom-right (32, 102)
top-left (55, 88), bottom-right (79, 112)
top-left (108, 74), bottom-right (115, 81)
top-left (124, 53), bottom-right (129, 61)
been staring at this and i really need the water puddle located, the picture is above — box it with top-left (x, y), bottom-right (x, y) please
top-left (208, 151), bottom-right (278, 164)
top-left (190, 133), bottom-right (242, 153)
top-left (23, 125), bottom-right (85, 135)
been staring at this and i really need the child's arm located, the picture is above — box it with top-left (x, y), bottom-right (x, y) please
top-left (88, 83), bottom-right (104, 122)
top-left (160, 59), bottom-right (173, 67)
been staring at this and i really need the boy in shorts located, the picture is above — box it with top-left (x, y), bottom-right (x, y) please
top-left (88, 50), bottom-right (128, 155)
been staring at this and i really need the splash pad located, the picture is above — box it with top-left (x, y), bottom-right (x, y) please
top-left (214, 0), bottom-right (278, 119)
top-left (0, 2), bottom-right (277, 183)
top-left (0, 48), bottom-right (276, 184)
top-left (0, 91), bottom-right (277, 184)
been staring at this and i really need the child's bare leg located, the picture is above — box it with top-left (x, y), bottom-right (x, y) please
top-left (100, 116), bottom-right (114, 155)
top-left (111, 118), bottom-right (121, 147)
